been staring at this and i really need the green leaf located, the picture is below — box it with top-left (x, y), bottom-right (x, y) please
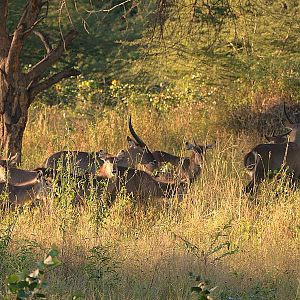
top-left (28, 281), bottom-right (39, 291)
top-left (17, 289), bottom-right (30, 299)
top-left (7, 274), bottom-right (19, 284)
top-left (48, 249), bottom-right (59, 258)
top-left (36, 262), bottom-right (45, 271)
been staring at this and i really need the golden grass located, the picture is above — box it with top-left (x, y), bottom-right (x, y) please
top-left (1, 103), bottom-right (300, 299)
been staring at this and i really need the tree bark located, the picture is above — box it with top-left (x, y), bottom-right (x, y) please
top-left (0, 1), bottom-right (79, 162)
top-left (0, 59), bottom-right (29, 162)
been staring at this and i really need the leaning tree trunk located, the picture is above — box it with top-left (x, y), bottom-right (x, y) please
top-left (0, 0), bottom-right (80, 163)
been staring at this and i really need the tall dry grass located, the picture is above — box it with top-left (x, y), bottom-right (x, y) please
top-left (1, 103), bottom-right (300, 299)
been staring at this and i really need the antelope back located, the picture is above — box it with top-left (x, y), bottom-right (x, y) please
top-left (0, 167), bottom-right (40, 186)
top-left (116, 137), bottom-right (158, 172)
top-left (44, 150), bottom-right (106, 174)
top-left (111, 166), bottom-right (183, 199)
top-left (0, 154), bottom-right (19, 181)
top-left (0, 171), bottom-right (50, 207)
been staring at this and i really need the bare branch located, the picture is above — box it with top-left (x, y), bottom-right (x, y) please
top-left (6, 0), bottom-right (48, 75)
top-left (29, 68), bottom-right (81, 99)
top-left (33, 30), bottom-right (52, 53)
top-left (85, 0), bottom-right (132, 13)
top-left (26, 30), bottom-right (78, 82)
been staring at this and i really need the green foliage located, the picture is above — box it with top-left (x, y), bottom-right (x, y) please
top-left (83, 245), bottom-right (120, 290)
top-left (5, 248), bottom-right (61, 300)
top-left (173, 220), bottom-right (239, 264)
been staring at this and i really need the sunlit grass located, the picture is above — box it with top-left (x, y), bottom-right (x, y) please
top-left (1, 104), bottom-right (300, 299)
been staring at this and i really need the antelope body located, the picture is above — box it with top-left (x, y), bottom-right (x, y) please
top-left (0, 172), bottom-right (49, 206)
top-left (43, 150), bottom-right (107, 174)
top-left (40, 157), bottom-right (117, 205)
top-left (110, 165), bottom-right (186, 200)
top-left (0, 167), bottom-right (41, 185)
top-left (0, 154), bottom-right (44, 186)
top-left (126, 116), bottom-right (215, 181)
top-left (152, 141), bottom-right (215, 183)
top-left (244, 103), bottom-right (300, 194)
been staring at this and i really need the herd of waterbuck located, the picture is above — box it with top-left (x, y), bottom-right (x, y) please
top-left (1, 103), bottom-right (300, 208)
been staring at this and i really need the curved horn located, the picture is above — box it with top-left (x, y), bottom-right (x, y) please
top-left (275, 129), bottom-right (292, 138)
top-left (128, 115), bottom-right (146, 147)
top-left (283, 102), bottom-right (294, 125)
top-left (265, 129), bottom-right (292, 143)
top-left (192, 137), bottom-right (198, 146)
top-left (264, 134), bottom-right (272, 142)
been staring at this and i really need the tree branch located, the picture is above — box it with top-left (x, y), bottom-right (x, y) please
top-left (0, 0), bottom-right (10, 58)
top-left (33, 30), bottom-right (52, 53)
top-left (26, 30), bottom-right (78, 82)
top-left (6, 0), bottom-right (47, 75)
top-left (29, 68), bottom-right (81, 99)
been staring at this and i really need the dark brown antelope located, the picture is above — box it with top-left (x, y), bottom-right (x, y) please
top-left (43, 150), bottom-right (108, 174)
top-left (126, 117), bottom-right (215, 181)
top-left (107, 165), bottom-right (186, 201)
top-left (116, 116), bottom-right (158, 172)
top-left (0, 171), bottom-right (50, 207)
top-left (244, 103), bottom-right (300, 195)
top-left (39, 157), bottom-right (118, 205)
top-left (264, 129), bottom-right (291, 144)
top-left (148, 140), bottom-right (215, 183)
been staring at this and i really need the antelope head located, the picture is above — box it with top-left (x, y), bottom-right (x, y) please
top-left (96, 157), bottom-right (119, 179)
top-left (264, 129), bottom-right (291, 144)
top-left (283, 102), bottom-right (300, 144)
top-left (117, 116), bottom-right (158, 172)
top-left (0, 153), bottom-right (18, 181)
top-left (185, 139), bottom-right (216, 168)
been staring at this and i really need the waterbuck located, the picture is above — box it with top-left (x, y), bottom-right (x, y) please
top-left (43, 150), bottom-right (108, 174)
top-left (264, 129), bottom-right (291, 144)
top-left (126, 117), bottom-right (215, 181)
top-left (244, 103), bottom-right (300, 195)
top-left (0, 154), bottom-right (45, 186)
top-left (0, 171), bottom-right (50, 207)
top-left (38, 157), bottom-right (118, 205)
top-left (152, 140), bottom-right (216, 183)
top-left (116, 116), bottom-right (158, 172)
top-left (108, 165), bottom-right (186, 200)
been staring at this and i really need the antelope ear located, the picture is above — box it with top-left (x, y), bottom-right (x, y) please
top-left (127, 136), bottom-right (138, 148)
top-left (97, 149), bottom-right (106, 156)
top-left (9, 153), bottom-right (19, 165)
top-left (282, 119), bottom-right (294, 130)
top-left (264, 135), bottom-right (271, 142)
top-left (185, 142), bottom-right (194, 150)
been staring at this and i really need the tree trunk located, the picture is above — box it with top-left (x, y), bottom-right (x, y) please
top-left (0, 1), bottom-right (79, 161)
top-left (0, 59), bottom-right (29, 162)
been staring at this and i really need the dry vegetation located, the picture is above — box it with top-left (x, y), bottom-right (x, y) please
top-left (1, 103), bottom-right (300, 299)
